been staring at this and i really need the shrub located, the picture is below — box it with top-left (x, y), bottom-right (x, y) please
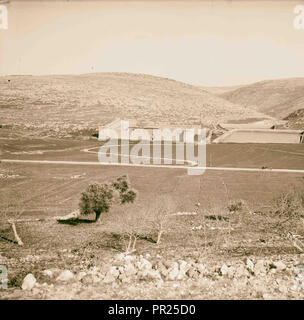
top-left (273, 186), bottom-right (304, 217)
top-left (79, 175), bottom-right (137, 222)
top-left (112, 175), bottom-right (136, 204)
top-left (227, 200), bottom-right (244, 213)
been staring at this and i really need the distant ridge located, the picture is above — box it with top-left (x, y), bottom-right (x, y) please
top-left (217, 77), bottom-right (304, 119)
top-left (0, 72), bottom-right (269, 136)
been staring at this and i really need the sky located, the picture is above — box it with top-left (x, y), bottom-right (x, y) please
top-left (0, 0), bottom-right (304, 86)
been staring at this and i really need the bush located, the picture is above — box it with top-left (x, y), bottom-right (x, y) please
top-left (112, 175), bottom-right (137, 204)
top-left (273, 186), bottom-right (304, 217)
top-left (79, 175), bottom-right (137, 222)
top-left (227, 200), bottom-right (244, 213)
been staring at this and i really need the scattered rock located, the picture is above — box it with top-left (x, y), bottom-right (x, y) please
top-left (167, 262), bottom-right (179, 281)
top-left (177, 260), bottom-right (190, 279)
top-left (119, 272), bottom-right (132, 283)
top-left (273, 261), bottom-right (286, 271)
top-left (197, 263), bottom-right (207, 275)
top-left (81, 274), bottom-right (95, 285)
top-left (42, 270), bottom-right (53, 278)
top-left (103, 272), bottom-right (116, 284)
top-left (144, 269), bottom-right (161, 281)
top-left (278, 285), bottom-right (288, 294)
top-left (56, 270), bottom-right (74, 282)
top-left (108, 266), bottom-right (119, 278)
top-left (227, 266), bottom-right (235, 278)
top-left (220, 264), bottom-right (229, 276)
top-left (235, 264), bottom-right (248, 278)
top-left (156, 279), bottom-right (164, 288)
top-left (263, 293), bottom-right (273, 300)
top-left (76, 271), bottom-right (87, 281)
top-left (254, 260), bottom-right (266, 276)
top-left (137, 258), bottom-right (152, 271)
top-left (157, 261), bottom-right (168, 277)
top-left (187, 266), bottom-right (200, 279)
top-left (115, 253), bottom-right (125, 261)
top-left (22, 274), bottom-right (37, 290)
top-left (124, 263), bottom-right (137, 277)
top-left (246, 258), bottom-right (254, 272)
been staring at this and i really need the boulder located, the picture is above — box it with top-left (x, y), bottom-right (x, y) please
top-left (103, 272), bottom-right (116, 284)
top-left (273, 261), bottom-right (286, 271)
top-left (137, 258), bottom-right (152, 271)
top-left (76, 271), bottom-right (87, 281)
top-left (22, 274), bottom-right (37, 290)
top-left (56, 270), bottom-right (74, 282)
top-left (197, 263), bottom-right (207, 275)
top-left (167, 263), bottom-right (179, 281)
top-left (42, 270), bottom-right (53, 278)
top-left (254, 260), bottom-right (266, 276)
top-left (124, 263), bottom-right (137, 277)
top-left (220, 264), bottom-right (229, 276)
top-left (246, 258), bottom-right (254, 272)
top-left (108, 266), bottom-right (120, 278)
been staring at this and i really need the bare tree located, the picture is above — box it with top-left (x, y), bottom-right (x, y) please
top-left (146, 195), bottom-right (177, 245)
top-left (0, 190), bottom-right (26, 246)
top-left (111, 204), bottom-right (148, 254)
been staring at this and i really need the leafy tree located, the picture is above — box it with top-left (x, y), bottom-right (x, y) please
top-left (79, 175), bottom-right (136, 222)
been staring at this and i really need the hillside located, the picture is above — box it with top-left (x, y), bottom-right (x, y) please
top-left (220, 78), bottom-right (304, 119)
top-left (201, 84), bottom-right (245, 95)
top-left (282, 108), bottom-right (304, 130)
top-left (0, 73), bottom-right (269, 137)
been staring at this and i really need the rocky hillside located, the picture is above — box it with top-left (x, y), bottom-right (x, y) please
top-left (0, 73), bottom-right (269, 137)
top-left (283, 109), bottom-right (304, 130)
top-left (219, 78), bottom-right (304, 119)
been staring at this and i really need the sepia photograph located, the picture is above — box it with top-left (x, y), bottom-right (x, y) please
top-left (1, 0), bottom-right (304, 304)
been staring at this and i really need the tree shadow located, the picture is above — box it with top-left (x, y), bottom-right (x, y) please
top-left (0, 235), bottom-right (18, 244)
top-left (57, 218), bottom-right (96, 226)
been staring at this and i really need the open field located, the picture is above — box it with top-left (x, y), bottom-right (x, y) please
top-left (1, 131), bottom-right (304, 169)
top-left (1, 133), bottom-right (304, 217)
top-left (1, 161), bottom-right (304, 217)
top-left (1, 133), bottom-right (304, 218)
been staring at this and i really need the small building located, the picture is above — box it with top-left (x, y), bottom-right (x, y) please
top-left (98, 119), bottom-right (203, 143)
top-left (214, 129), bottom-right (304, 144)
top-left (219, 119), bottom-right (286, 130)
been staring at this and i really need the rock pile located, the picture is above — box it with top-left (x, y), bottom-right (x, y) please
top-left (18, 254), bottom-right (304, 300)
